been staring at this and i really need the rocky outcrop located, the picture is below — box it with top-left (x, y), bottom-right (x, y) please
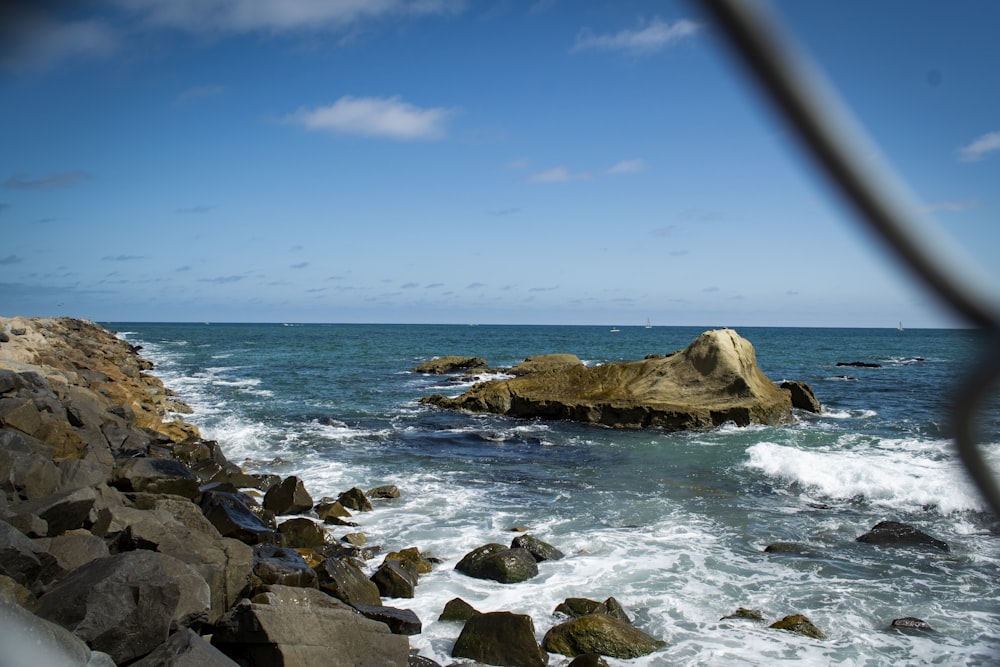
top-left (542, 613), bottom-right (666, 660)
top-left (855, 521), bottom-right (949, 552)
top-left (0, 317), bottom-right (420, 666)
top-left (411, 356), bottom-right (488, 374)
top-left (452, 611), bottom-right (548, 667)
top-left (769, 614), bottom-right (825, 639)
top-left (421, 329), bottom-right (800, 430)
top-left (455, 543), bottom-right (539, 583)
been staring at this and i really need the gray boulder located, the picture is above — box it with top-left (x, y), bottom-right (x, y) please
top-left (263, 475), bottom-right (313, 515)
top-left (131, 628), bottom-right (240, 667)
top-left (315, 556), bottom-right (383, 607)
top-left (543, 614), bottom-right (666, 659)
top-left (113, 457), bottom-right (200, 499)
top-left (200, 490), bottom-right (278, 545)
top-left (253, 545), bottom-right (319, 589)
top-left (511, 534), bottom-right (565, 562)
top-left (856, 521), bottom-right (949, 551)
top-left (36, 550), bottom-right (212, 664)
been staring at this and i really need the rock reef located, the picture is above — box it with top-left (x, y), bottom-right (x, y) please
top-left (421, 328), bottom-right (816, 429)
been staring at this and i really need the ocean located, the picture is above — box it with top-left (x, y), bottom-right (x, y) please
top-left (113, 323), bottom-right (999, 665)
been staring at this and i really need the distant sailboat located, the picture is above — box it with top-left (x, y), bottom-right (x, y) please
top-left (898, 321), bottom-right (904, 331)
top-left (645, 318), bottom-right (653, 329)
top-left (610, 327), bottom-right (621, 333)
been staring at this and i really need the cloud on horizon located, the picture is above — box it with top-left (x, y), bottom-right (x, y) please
top-left (958, 131), bottom-right (1000, 162)
top-left (4, 170), bottom-right (90, 190)
top-left (284, 96), bottom-right (456, 140)
top-left (572, 16), bottom-right (700, 56)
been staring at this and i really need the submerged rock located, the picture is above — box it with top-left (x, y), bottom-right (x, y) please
top-left (769, 614), bottom-right (825, 639)
top-left (421, 329), bottom-right (797, 430)
top-left (855, 521), bottom-right (949, 552)
top-left (411, 356), bottom-right (488, 374)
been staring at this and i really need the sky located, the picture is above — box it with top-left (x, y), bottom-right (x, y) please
top-left (1, 0), bottom-right (998, 327)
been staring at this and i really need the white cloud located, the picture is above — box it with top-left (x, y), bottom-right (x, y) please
top-left (528, 166), bottom-right (591, 183)
top-left (284, 96), bottom-right (456, 140)
top-left (1, 15), bottom-right (117, 72)
top-left (606, 159), bottom-right (645, 174)
top-left (572, 17), bottom-right (700, 56)
top-left (120, 0), bottom-right (463, 34)
top-left (958, 131), bottom-right (1000, 162)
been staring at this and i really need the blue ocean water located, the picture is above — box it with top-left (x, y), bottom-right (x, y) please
top-left (115, 323), bottom-right (999, 665)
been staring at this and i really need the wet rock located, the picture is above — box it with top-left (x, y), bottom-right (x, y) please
top-left (543, 613), bottom-right (666, 659)
top-left (368, 484), bottom-right (401, 499)
top-left (438, 597), bottom-right (480, 622)
top-left (113, 457), bottom-right (201, 499)
top-left (36, 550), bottom-right (212, 664)
top-left (780, 380), bottom-right (821, 413)
top-left (554, 597), bottom-right (630, 624)
top-left (455, 543), bottom-right (539, 584)
top-left (384, 546), bottom-right (435, 575)
top-left (721, 607), bottom-right (764, 621)
top-left (855, 521), bottom-right (949, 552)
top-left (314, 556), bottom-right (383, 607)
top-left (337, 486), bottom-right (373, 512)
top-left (278, 517), bottom-right (328, 548)
top-left (511, 533), bottom-right (565, 562)
top-left (352, 602), bottom-right (422, 635)
top-left (252, 545), bottom-right (319, 589)
top-left (889, 616), bottom-right (935, 634)
top-left (452, 611), bottom-right (548, 667)
top-left (764, 542), bottom-right (812, 554)
top-left (568, 655), bottom-right (610, 667)
top-left (836, 361), bottom-right (881, 368)
top-left (200, 490), bottom-right (278, 545)
top-left (315, 497), bottom-right (352, 520)
top-left (411, 356), bottom-right (488, 374)
top-left (342, 532), bottom-right (368, 546)
top-left (371, 559), bottom-right (419, 598)
top-left (769, 614), bottom-right (825, 639)
top-left (263, 475), bottom-right (313, 515)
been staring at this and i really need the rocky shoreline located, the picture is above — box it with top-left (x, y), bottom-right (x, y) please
top-left (0, 318), bottom-right (946, 666)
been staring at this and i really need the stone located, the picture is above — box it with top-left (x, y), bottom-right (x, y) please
top-left (371, 559), bottom-right (419, 599)
top-left (411, 356), bottom-right (488, 374)
top-left (555, 597), bottom-right (630, 624)
top-left (384, 546), bottom-right (434, 574)
top-left (368, 484), bottom-right (401, 499)
top-left (455, 543), bottom-right (539, 584)
top-left (278, 517), bottom-right (328, 548)
top-left (769, 614), bottom-right (825, 639)
top-left (889, 616), bottom-right (934, 634)
top-left (253, 545), bottom-right (319, 589)
top-left (0, 429), bottom-right (61, 501)
top-left (251, 584), bottom-right (353, 610)
top-left (130, 628), bottom-right (240, 667)
top-left (263, 475), bottom-right (313, 515)
top-left (315, 498), bottom-right (352, 520)
top-left (542, 614), bottom-right (666, 659)
top-left (511, 534), bottom-right (565, 562)
top-left (314, 556), bottom-right (383, 607)
top-left (780, 380), bottom-right (822, 413)
top-left (352, 603), bottom-right (422, 635)
top-left (438, 597), bottom-right (480, 622)
top-left (337, 486), bottom-right (373, 512)
top-left (0, 519), bottom-right (58, 592)
top-left (37, 532), bottom-right (110, 573)
top-left (11, 485), bottom-right (97, 536)
top-left (0, 574), bottom-right (38, 611)
top-left (721, 607), bottom-right (764, 621)
top-left (200, 490), bottom-right (278, 545)
top-left (422, 329), bottom-right (795, 430)
top-left (113, 457), bottom-right (201, 499)
top-left (855, 521), bottom-right (949, 552)
top-left (452, 611), bottom-right (548, 667)
top-left (36, 550), bottom-right (212, 664)
top-left (568, 655), bottom-right (610, 667)
top-left (211, 598), bottom-right (410, 667)
top-left (509, 353), bottom-right (584, 376)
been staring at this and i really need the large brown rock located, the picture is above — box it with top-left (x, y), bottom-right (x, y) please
top-left (452, 611), bottom-right (548, 667)
top-left (411, 356), bottom-right (488, 374)
top-left (542, 614), bottom-right (666, 659)
top-left (422, 329), bottom-right (794, 429)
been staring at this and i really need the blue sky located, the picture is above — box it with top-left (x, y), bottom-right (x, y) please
top-left (1, 1), bottom-right (997, 327)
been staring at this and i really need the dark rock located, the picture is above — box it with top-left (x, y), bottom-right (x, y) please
top-left (0, 429), bottom-right (61, 501)
top-left (368, 484), bottom-right (401, 499)
top-left (352, 602), bottom-right (422, 635)
top-left (568, 655), bottom-right (610, 667)
top-left (314, 556), bottom-right (383, 607)
top-left (384, 546), bottom-right (435, 575)
top-left (250, 583), bottom-right (352, 609)
top-left (836, 361), bottom-right (881, 368)
top-left (780, 380), bottom-right (822, 413)
top-left (211, 598), bottom-right (410, 667)
top-left (316, 497), bottom-right (352, 520)
top-left (0, 520), bottom-right (57, 593)
top-left (278, 517), bottom-right (328, 548)
top-left (452, 611), bottom-right (547, 667)
top-left (855, 521), bottom-right (949, 552)
top-left (764, 542), bottom-right (812, 554)
top-left (408, 656), bottom-right (442, 667)
top-left (371, 559), bottom-right (419, 598)
top-left (721, 607), bottom-right (764, 621)
top-left (113, 457), bottom-right (201, 499)
top-left (36, 550), bottom-right (212, 664)
top-left (263, 475), bottom-right (313, 515)
top-left (511, 534), bottom-right (565, 562)
top-left (200, 490), bottom-right (278, 545)
top-left (411, 356), bottom-right (488, 374)
top-left (438, 597), bottom-right (480, 622)
top-left (455, 543), bottom-right (539, 583)
top-left (252, 545), bottom-right (319, 589)
top-left (554, 597), bottom-right (630, 624)
top-left (131, 628), bottom-right (240, 667)
top-left (35, 532), bottom-right (110, 573)
top-left (769, 614), bottom-right (825, 639)
top-left (542, 614), bottom-right (666, 659)
top-left (10, 485), bottom-right (97, 536)
top-left (889, 616), bottom-right (935, 634)
top-left (337, 486), bottom-right (373, 512)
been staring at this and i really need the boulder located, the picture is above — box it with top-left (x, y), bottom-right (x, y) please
top-left (438, 597), bottom-right (480, 622)
top-left (0, 574), bottom-right (38, 611)
top-left (200, 490), bottom-right (278, 545)
top-left (384, 546), bottom-right (434, 574)
top-left (452, 611), bottom-right (548, 667)
top-left (263, 475), bottom-right (313, 515)
top-left (567, 655), bottom-right (610, 667)
top-left (855, 521), bottom-right (949, 552)
top-left (113, 457), bottom-right (201, 499)
top-left (351, 602), bottom-right (422, 635)
top-left (367, 484), bottom-right (401, 499)
top-left (455, 543), bottom-right (539, 583)
top-left (278, 517), bottom-right (328, 548)
top-left (130, 628), bottom-right (240, 667)
top-left (0, 429), bottom-right (61, 501)
top-left (315, 498), bottom-right (352, 520)
top-left (554, 597), bottom-right (630, 624)
top-left (0, 520), bottom-right (57, 593)
top-left (337, 486), bottom-right (373, 512)
top-left (9, 485), bottom-right (97, 536)
top-left (314, 556), bottom-right (383, 607)
top-left (253, 545), bottom-right (319, 589)
top-left (542, 614), bottom-right (666, 659)
top-left (511, 534), bottom-right (565, 562)
top-left (780, 380), bottom-right (822, 413)
top-left (371, 559), bottom-right (419, 598)
top-left (889, 616), bottom-right (934, 634)
top-left (720, 607), bottom-right (764, 622)
top-left (35, 532), bottom-right (109, 573)
top-left (411, 356), bottom-right (488, 374)
top-left (211, 598), bottom-right (410, 667)
top-left (422, 329), bottom-right (795, 430)
top-left (509, 354), bottom-right (584, 376)
top-left (36, 550), bottom-right (212, 664)
top-left (769, 614), bottom-right (825, 639)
